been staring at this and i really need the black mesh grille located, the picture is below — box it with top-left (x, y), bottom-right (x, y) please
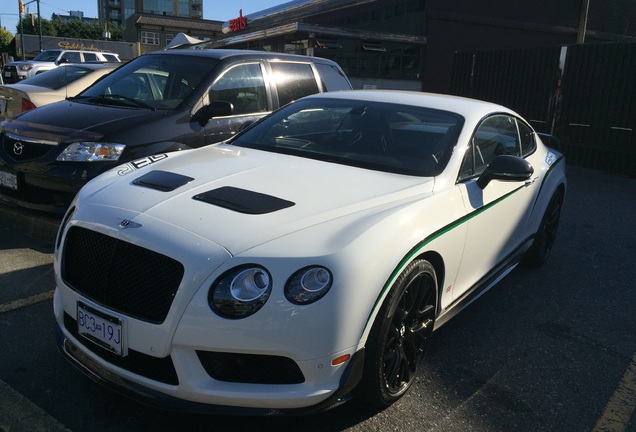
top-left (64, 313), bottom-right (178, 385)
top-left (62, 226), bottom-right (184, 324)
top-left (2, 66), bottom-right (19, 83)
top-left (2, 133), bottom-right (55, 161)
top-left (197, 351), bottom-right (305, 384)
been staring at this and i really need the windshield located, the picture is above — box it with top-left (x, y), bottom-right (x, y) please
top-left (232, 98), bottom-right (464, 176)
top-left (79, 54), bottom-right (218, 110)
top-left (33, 50), bottom-right (62, 62)
top-left (22, 65), bottom-right (108, 90)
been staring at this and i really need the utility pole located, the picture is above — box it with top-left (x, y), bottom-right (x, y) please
top-left (36, 0), bottom-right (42, 52)
top-left (577, 0), bottom-right (590, 44)
top-left (18, 0), bottom-right (25, 59)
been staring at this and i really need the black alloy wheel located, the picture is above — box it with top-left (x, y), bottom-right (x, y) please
top-left (358, 259), bottom-right (437, 408)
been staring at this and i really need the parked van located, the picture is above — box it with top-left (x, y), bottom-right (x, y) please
top-left (0, 49), bottom-right (352, 212)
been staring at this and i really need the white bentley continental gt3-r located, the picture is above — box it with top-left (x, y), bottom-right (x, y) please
top-left (53, 90), bottom-right (566, 414)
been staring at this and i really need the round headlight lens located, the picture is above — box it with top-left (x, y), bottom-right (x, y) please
top-left (285, 266), bottom-right (333, 305)
top-left (230, 268), bottom-right (271, 301)
top-left (210, 266), bottom-right (272, 319)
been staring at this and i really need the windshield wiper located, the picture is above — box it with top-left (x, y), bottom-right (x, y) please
top-left (76, 94), bottom-right (156, 110)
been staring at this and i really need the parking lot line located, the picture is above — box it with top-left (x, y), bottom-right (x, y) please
top-left (593, 351), bottom-right (636, 432)
top-left (0, 290), bottom-right (54, 314)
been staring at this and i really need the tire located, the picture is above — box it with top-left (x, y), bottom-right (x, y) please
top-left (357, 259), bottom-right (437, 408)
top-left (524, 187), bottom-right (564, 268)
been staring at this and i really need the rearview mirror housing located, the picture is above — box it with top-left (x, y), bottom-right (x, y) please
top-left (477, 155), bottom-right (534, 189)
top-left (195, 101), bottom-right (234, 121)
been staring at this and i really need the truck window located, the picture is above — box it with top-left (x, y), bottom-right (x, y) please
top-left (314, 63), bottom-right (351, 91)
top-left (210, 63), bottom-right (267, 116)
top-left (269, 62), bottom-right (319, 107)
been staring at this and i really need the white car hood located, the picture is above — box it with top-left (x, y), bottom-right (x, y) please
top-left (80, 144), bottom-right (434, 255)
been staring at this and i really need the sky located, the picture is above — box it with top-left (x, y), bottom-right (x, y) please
top-left (1, 0), bottom-right (289, 35)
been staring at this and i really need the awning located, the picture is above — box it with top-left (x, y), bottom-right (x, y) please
top-left (211, 22), bottom-right (426, 48)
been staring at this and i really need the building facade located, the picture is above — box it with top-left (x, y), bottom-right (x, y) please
top-left (123, 13), bottom-right (221, 55)
top-left (99, 0), bottom-right (203, 29)
top-left (215, 0), bottom-right (636, 92)
top-left (217, 0), bottom-right (427, 91)
top-left (51, 11), bottom-right (99, 25)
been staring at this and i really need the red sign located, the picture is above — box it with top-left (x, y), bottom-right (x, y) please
top-left (229, 9), bottom-right (247, 32)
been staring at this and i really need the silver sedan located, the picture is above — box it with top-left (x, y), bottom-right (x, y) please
top-left (0, 62), bottom-right (119, 119)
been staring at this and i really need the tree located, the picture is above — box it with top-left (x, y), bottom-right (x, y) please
top-left (15, 16), bottom-right (56, 36)
top-left (0, 27), bottom-right (13, 52)
top-left (15, 16), bottom-right (123, 41)
top-left (56, 19), bottom-right (103, 39)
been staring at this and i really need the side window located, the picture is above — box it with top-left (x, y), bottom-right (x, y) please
top-left (210, 63), bottom-right (267, 116)
top-left (270, 62), bottom-right (319, 107)
top-left (314, 63), bottom-right (351, 91)
top-left (517, 120), bottom-right (536, 156)
top-left (459, 114), bottom-right (521, 180)
top-left (61, 52), bottom-right (81, 63)
top-left (83, 53), bottom-right (98, 62)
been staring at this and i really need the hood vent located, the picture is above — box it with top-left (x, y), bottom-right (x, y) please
top-left (193, 186), bottom-right (295, 214)
top-left (132, 170), bottom-right (194, 192)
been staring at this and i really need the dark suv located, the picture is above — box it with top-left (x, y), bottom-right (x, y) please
top-left (0, 49), bottom-right (351, 212)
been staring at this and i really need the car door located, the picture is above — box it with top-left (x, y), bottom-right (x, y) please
top-left (452, 114), bottom-right (539, 300)
top-left (203, 62), bottom-right (270, 144)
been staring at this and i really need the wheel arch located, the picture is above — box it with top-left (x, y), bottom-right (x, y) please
top-left (359, 248), bottom-right (446, 346)
top-left (416, 250), bottom-right (445, 315)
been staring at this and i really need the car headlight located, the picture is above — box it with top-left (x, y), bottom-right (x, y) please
top-left (285, 266), bottom-right (332, 305)
top-left (57, 142), bottom-right (125, 162)
top-left (209, 266), bottom-right (272, 319)
top-left (18, 64), bottom-right (33, 71)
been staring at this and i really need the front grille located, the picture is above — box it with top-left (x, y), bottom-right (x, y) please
top-left (1, 133), bottom-right (55, 162)
top-left (64, 313), bottom-right (179, 385)
top-left (62, 226), bottom-right (184, 324)
top-left (197, 351), bottom-right (305, 384)
top-left (2, 66), bottom-right (19, 83)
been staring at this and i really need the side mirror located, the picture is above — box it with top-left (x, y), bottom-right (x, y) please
top-left (477, 155), bottom-right (534, 189)
top-left (238, 120), bottom-right (254, 132)
top-left (194, 100), bottom-right (233, 120)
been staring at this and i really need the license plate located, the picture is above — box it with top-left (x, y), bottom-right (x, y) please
top-left (3, 71), bottom-right (10, 78)
top-left (77, 302), bottom-right (126, 356)
top-left (0, 171), bottom-right (18, 190)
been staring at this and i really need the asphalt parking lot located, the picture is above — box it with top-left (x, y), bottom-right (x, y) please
top-left (0, 165), bottom-right (634, 432)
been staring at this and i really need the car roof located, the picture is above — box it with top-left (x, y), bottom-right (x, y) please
top-left (58, 62), bottom-right (120, 70)
top-left (151, 48), bottom-right (339, 64)
top-left (301, 90), bottom-right (517, 120)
